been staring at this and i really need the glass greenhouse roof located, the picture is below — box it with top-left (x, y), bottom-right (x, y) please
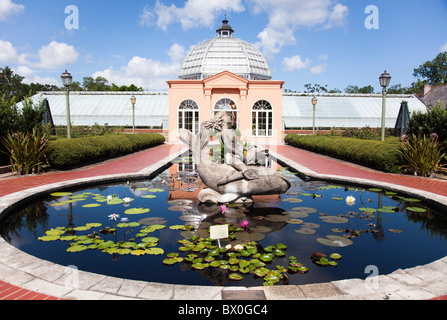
top-left (21, 92), bottom-right (427, 131)
top-left (24, 92), bottom-right (169, 128)
top-left (282, 93), bottom-right (427, 129)
top-left (178, 19), bottom-right (271, 80)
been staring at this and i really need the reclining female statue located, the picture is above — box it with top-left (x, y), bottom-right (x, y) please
top-left (179, 111), bottom-right (290, 203)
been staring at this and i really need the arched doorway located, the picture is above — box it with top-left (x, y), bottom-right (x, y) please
top-left (213, 98), bottom-right (239, 129)
top-left (252, 100), bottom-right (273, 136)
top-left (178, 99), bottom-right (199, 135)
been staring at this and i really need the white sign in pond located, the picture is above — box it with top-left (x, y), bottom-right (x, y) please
top-left (210, 224), bottom-right (229, 240)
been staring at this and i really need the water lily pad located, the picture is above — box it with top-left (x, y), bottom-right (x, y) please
top-left (406, 207), bottom-right (426, 213)
top-left (45, 228), bottom-right (65, 236)
top-left (59, 235), bottom-right (76, 241)
top-left (369, 188), bottom-right (383, 192)
top-left (359, 207), bottom-right (377, 213)
top-left (167, 199), bottom-right (193, 205)
top-left (85, 223), bottom-right (102, 228)
top-left (319, 216), bottom-right (349, 224)
top-left (38, 235), bottom-right (60, 241)
top-left (250, 226), bottom-right (272, 233)
top-left (389, 229), bottom-right (403, 234)
top-left (316, 235), bottom-right (353, 247)
top-left (73, 226), bottom-right (91, 231)
top-left (139, 217), bottom-right (167, 225)
top-left (284, 211), bottom-right (309, 218)
top-left (294, 228), bottom-right (316, 235)
top-left (259, 253), bottom-right (274, 262)
top-left (234, 232), bottom-right (265, 241)
top-left (169, 225), bottom-right (186, 230)
top-left (141, 195), bottom-right (157, 199)
top-left (145, 247), bottom-right (164, 255)
top-left (66, 245), bottom-right (88, 252)
top-left (330, 253), bottom-right (342, 260)
top-left (286, 219), bottom-right (304, 224)
top-left (82, 203), bottom-right (102, 208)
top-left (50, 192), bottom-right (72, 197)
top-left (148, 188), bottom-right (164, 192)
top-left (125, 208), bottom-right (150, 215)
top-left (141, 237), bottom-right (159, 243)
top-left (229, 273), bottom-right (243, 281)
top-left (265, 215), bottom-right (289, 222)
top-left (290, 207), bottom-right (318, 214)
top-left (301, 222), bottom-right (320, 229)
top-left (121, 242), bottom-right (137, 248)
top-left (107, 198), bottom-right (123, 205)
top-left (281, 197), bottom-right (303, 203)
top-left (130, 249), bottom-right (146, 256)
top-left (192, 263), bottom-right (208, 270)
top-left (168, 205), bottom-right (193, 212)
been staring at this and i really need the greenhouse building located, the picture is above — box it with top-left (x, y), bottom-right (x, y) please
top-left (25, 19), bottom-right (427, 144)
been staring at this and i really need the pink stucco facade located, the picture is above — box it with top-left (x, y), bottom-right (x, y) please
top-left (167, 71), bottom-right (284, 145)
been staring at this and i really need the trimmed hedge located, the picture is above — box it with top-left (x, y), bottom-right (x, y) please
top-left (47, 133), bottom-right (165, 169)
top-left (284, 134), bottom-right (403, 173)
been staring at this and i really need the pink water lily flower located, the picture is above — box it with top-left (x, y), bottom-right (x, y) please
top-left (220, 204), bottom-right (227, 214)
top-left (240, 220), bottom-right (249, 231)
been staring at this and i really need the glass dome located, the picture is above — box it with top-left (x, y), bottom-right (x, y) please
top-left (178, 19), bottom-right (272, 80)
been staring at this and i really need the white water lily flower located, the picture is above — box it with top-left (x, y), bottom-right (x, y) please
top-left (123, 197), bottom-right (131, 203)
top-left (345, 196), bottom-right (356, 206)
top-left (234, 244), bottom-right (244, 250)
top-left (106, 195), bottom-right (113, 201)
top-left (225, 244), bottom-right (232, 250)
top-left (108, 213), bottom-right (119, 221)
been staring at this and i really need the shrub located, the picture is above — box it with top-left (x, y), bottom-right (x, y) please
top-left (396, 134), bottom-right (447, 177)
top-left (47, 133), bottom-right (165, 169)
top-left (284, 134), bottom-right (402, 173)
top-left (1, 128), bottom-right (51, 175)
top-left (406, 102), bottom-right (447, 145)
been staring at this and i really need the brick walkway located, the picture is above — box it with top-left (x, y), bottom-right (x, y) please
top-left (0, 142), bottom-right (446, 300)
top-left (275, 145), bottom-right (447, 198)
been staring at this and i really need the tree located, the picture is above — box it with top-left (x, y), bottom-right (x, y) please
top-left (344, 85), bottom-right (375, 94)
top-left (413, 51), bottom-right (447, 86)
top-left (82, 76), bottom-right (111, 91)
top-left (0, 66), bottom-right (26, 101)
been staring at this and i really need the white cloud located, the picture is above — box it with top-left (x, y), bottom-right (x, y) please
top-left (141, 0), bottom-right (245, 31)
top-left (166, 43), bottom-right (186, 62)
top-left (0, 40), bottom-right (79, 69)
top-left (440, 42), bottom-right (447, 53)
top-left (93, 43), bottom-right (185, 90)
top-left (0, 39), bottom-right (19, 63)
top-left (35, 41), bottom-right (79, 70)
top-left (310, 63), bottom-right (327, 74)
top-left (247, 0), bottom-right (348, 58)
top-left (282, 55), bottom-right (311, 71)
top-left (13, 65), bottom-right (59, 85)
top-left (0, 0), bottom-right (24, 21)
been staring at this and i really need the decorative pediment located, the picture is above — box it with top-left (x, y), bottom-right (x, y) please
top-left (203, 71), bottom-right (249, 89)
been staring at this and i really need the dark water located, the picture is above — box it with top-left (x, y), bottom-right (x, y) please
top-left (1, 156), bottom-right (446, 287)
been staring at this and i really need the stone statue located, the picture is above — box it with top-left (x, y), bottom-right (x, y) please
top-left (179, 111), bottom-right (290, 203)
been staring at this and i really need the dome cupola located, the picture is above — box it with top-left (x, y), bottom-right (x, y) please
top-left (178, 18), bottom-right (272, 80)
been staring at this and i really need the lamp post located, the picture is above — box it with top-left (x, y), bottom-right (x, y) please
top-left (130, 95), bottom-right (136, 133)
top-left (60, 69), bottom-right (73, 139)
top-left (311, 95), bottom-right (318, 135)
top-left (379, 70), bottom-right (391, 141)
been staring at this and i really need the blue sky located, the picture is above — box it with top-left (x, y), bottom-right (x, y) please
top-left (1, 0), bottom-right (446, 92)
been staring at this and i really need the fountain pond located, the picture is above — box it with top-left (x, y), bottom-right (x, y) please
top-left (1, 155), bottom-right (446, 287)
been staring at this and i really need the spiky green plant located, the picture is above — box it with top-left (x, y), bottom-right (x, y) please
top-left (397, 133), bottom-right (447, 177)
top-left (1, 128), bottom-right (52, 175)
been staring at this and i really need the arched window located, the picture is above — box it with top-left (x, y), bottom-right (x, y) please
top-left (178, 99), bottom-right (199, 135)
top-left (213, 98), bottom-right (239, 129)
top-left (252, 100), bottom-right (273, 136)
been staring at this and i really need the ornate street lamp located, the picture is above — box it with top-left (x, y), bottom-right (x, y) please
top-left (60, 70), bottom-right (73, 139)
top-left (130, 95), bottom-right (136, 133)
top-left (311, 95), bottom-right (318, 135)
top-left (379, 70), bottom-right (391, 141)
